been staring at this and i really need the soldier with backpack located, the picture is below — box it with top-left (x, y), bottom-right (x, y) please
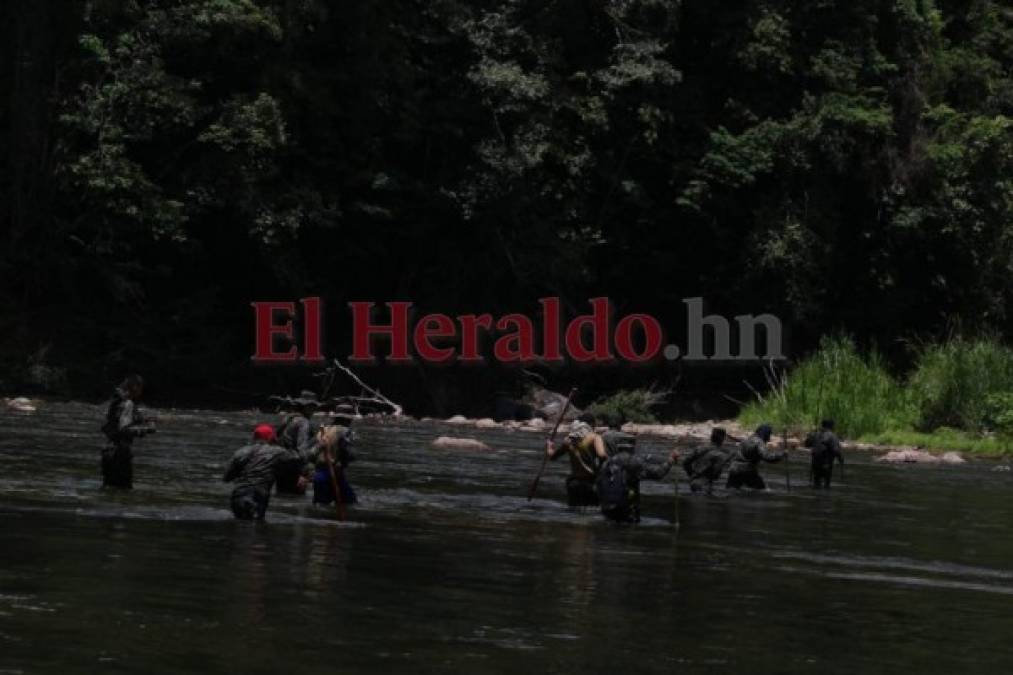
top-left (595, 431), bottom-right (680, 524)
top-left (100, 374), bottom-right (156, 489)
top-left (274, 390), bottom-right (321, 495)
top-left (681, 427), bottom-right (730, 495)
top-left (804, 419), bottom-right (844, 488)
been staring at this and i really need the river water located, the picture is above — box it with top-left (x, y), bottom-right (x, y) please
top-left (1, 402), bottom-right (1012, 674)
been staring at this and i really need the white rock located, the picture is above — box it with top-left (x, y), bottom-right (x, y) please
top-left (875, 448), bottom-right (964, 465)
top-left (430, 436), bottom-right (491, 452)
top-left (474, 418), bottom-right (500, 429)
top-left (5, 397), bottom-right (37, 413)
top-left (446, 415), bottom-right (469, 424)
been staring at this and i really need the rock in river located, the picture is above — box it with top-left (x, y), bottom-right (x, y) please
top-left (430, 436), bottom-right (491, 452)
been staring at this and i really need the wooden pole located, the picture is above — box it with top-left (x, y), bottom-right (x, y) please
top-left (324, 444), bottom-right (345, 521)
top-left (527, 387), bottom-right (577, 502)
top-left (783, 428), bottom-right (791, 492)
top-left (673, 472), bottom-right (680, 529)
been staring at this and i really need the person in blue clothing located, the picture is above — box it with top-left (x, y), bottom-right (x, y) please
top-left (312, 416), bottom-right (357, 506)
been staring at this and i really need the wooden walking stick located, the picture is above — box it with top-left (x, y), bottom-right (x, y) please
top-left (673, 471), bottom-right (681, 529)
top-left (319, 430), bottom-right (345, 521)
top-left (783, 428), bottom-right (791, 492)
top-left (527, 387), bottom-right (578, 502)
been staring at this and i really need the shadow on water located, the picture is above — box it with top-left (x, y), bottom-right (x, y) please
top-left (2, 402), bottom-right (1013, 674)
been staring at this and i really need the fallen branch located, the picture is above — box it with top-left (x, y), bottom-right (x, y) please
top-left (326, 358), bottom-right (403, 416)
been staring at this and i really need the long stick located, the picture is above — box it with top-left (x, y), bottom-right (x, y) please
top-left (673, 472), bottom-right (680, 529)
top-left (783, 428), bottom-right (791, 492)
top-left (526, 387), bottom-right (577, 502)
top-left (324, 446), bottom-right (345, 521)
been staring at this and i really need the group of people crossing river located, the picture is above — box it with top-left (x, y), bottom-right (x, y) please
top-left (99, 374), bottom-right (845, 523)
top-left (544, 413), bottom-right (845, 523)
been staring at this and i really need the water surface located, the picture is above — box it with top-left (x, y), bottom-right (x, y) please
top-left (2, 402), bottom-right (1012, 674)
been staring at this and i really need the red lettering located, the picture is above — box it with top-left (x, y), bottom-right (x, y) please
top-left (251, 301), bottom-right (298, 362)
top-left (614, 314), bottom-right (663, 362)
top-left (301, 297), bottom-right (324, 363)
top-left (494, 314), bottom-right (536, 362)
top-left (459, 314), bottom-right (493, 362)
top-left (414, 314), bottom-right (457, 362)
top-left (564, 297), bottom-right (612, 362)
top-left (540, 297), bottom-right (563, 362)
top-left (349, 301), bottom-right (412, 363)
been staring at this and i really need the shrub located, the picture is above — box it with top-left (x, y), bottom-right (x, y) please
top-left (586, 388), bottom-right (668, 425)
top-left (908, 337), bottom-right (1013, 432)
top-left (740, 335), bottom-right (914, 438)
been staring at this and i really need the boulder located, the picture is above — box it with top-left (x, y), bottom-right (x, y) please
top-left (523, 417), bottom-right (547, 431)
top-left (520, 386), bottom-right (581, 422)
top-left (875, 448), bottom-right (965, 464)
top-left (474, 418), bottom-right (500, 429)
top-left (4, 397), bottom-right (37, 413)
top-left (430, 436), bottom-right (491, 452)
top-left (445, 415), bottom-right (470, 425)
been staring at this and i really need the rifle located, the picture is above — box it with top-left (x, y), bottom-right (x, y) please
top-left (526, 387), bottom-right (577, 502)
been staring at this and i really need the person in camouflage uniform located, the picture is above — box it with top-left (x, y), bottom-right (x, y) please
top-left (100, 374), bottom-right (156, 489)
top-left (223, 425), bottom-right (304, 520)
top-left (805, 419), bottom-right (844, 488)
top-left (681, 427), bottom-right (730, 495)
top-left (274, 390), bottom-right (321, 494)
top-left (596, 431), bottom-right (680, 524)
top-left (726, 424), bottom-right (786, 491)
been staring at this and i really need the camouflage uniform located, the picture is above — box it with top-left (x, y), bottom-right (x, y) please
top-left (223, 442), bottom-right (303, 520)
top-left (275, 413), bottom-right (316, 494)
top-left (805, 429), bottom-right (844, 488)
top-left (682, 443), bottom-right (730, 495)
top-left (597, 451), bottom-right (674, 523)
top-left (726, 434), bottom-right (785, 490)
top-left (100, 387), bottom-right (154, 489)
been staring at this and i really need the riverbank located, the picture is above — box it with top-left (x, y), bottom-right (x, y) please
top-left (7, 394), bottom-right (1004, 462)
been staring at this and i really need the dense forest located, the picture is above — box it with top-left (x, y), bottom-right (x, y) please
top-left (2, 0), bottom-right (1012, 415)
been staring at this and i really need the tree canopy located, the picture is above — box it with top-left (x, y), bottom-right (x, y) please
top-left (2, 0), bottom-right (1012, 412)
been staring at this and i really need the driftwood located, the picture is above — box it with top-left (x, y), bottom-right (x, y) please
top-left (273, 358), bottom-right (404, 416)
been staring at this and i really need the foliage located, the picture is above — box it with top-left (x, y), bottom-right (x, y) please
top-left (908, 337), bottom-right (1013, 432)
top-left (740, 336), bottom-right (914, 438)
top-left (586, 388), bottom-right (669, 425)
top-left (3, 0), bottom-right (1013, 413)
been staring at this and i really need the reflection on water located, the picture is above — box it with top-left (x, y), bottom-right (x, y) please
top-left (2, 402), bottom-right (1013, 673)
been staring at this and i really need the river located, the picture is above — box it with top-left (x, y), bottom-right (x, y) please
top-left (1, 402), bottom-right (1012, 674)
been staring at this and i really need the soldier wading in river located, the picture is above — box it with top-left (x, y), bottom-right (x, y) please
top-left (223, 424), bottom-right (304, 520)
top-left (726, 424), bottom-right (786, 491)
top-left (596, 430), bottom-right (680, 523)
top-left (274, 390), bottom-right (321, 495)
top-left (100, 374), bottom-right (156, 489)
top-left (805, 419), bottom-right (844, 488)
top-left (682, 427), bottom-right (730, 495)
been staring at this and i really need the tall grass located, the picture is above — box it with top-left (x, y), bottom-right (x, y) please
top-left (740, 336), bottom-right (914, 438)
top-left (907, 337), bottom-right (1013, 432)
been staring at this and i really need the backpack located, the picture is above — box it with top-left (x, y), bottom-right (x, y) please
top-left (275, 414), bottom-right (299, 449)
top-left (810, 431), bottom-right (835, 467)
top-left (596, 458), bottom-right (629, 515)
top-left (601, 430), bottom-right (636, 457)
